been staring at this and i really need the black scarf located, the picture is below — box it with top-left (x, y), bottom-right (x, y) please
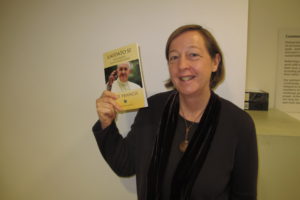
top-left (146, 90), bottom-right (221, 200)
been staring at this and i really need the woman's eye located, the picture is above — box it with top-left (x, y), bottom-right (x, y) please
top-left (169, 55), bottom-right (179, 62)
top-left (190, 53), bottom-right (199, 58)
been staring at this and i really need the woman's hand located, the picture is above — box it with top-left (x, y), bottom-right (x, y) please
top-left (96, 90), bottom-right (122, 129)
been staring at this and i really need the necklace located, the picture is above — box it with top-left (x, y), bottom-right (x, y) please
top-left (179, 110), bottom-right (203, 152)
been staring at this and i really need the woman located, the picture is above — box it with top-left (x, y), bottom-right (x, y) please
top-left (93, 24), bottom-right (258, 200)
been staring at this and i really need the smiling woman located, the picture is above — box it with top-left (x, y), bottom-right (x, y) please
top-left (0, 0), bottom-right (251, 199)
top-left (165, 24), bottom-right (224, 91)
top-left (93, 24), bottom-right (258, 200)
top-left (167, 30), bottom-right (219, 103)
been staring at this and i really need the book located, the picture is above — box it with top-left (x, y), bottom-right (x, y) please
top-left (103, 43), bottom-right (148, 111)
top-left (244, 89), bottom-right (269, 111)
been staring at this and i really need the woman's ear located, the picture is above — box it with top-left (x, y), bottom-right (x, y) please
top-left (212, 53), bottom-right (221, 72)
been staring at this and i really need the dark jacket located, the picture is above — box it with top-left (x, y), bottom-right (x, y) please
top-left (93, 90), bottom-right (258, 200)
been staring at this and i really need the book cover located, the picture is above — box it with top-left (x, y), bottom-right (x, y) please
top-left (103, 43), bottom-right (148, 111)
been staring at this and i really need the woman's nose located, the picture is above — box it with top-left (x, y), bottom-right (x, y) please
top-left (178, 56), bottom-right (189, 70)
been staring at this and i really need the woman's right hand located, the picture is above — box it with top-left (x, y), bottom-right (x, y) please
top-left (96, 90), bottom-right (122, 129)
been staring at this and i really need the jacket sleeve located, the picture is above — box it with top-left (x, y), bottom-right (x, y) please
top-left (92, 119), bottom-right (137, 177)
top-left (230, 114), bottom-right (258, 200)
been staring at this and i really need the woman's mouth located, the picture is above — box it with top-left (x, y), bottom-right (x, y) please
top-left (179, 76), bottom-right (195, 81)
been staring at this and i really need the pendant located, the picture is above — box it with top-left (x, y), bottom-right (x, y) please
top-left (179, 140), bottom-right (189, 152)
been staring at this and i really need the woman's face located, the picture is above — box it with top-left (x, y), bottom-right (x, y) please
top-left (168, 31), bottom-right (219, 97)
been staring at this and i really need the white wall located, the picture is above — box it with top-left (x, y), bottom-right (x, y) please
top-left (0, 0), bottom-right (249, 199)
top-left (247, 0), bottom-right (300, 108)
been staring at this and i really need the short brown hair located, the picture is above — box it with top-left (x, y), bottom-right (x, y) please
top-left (165, 24), bottom-right (225, 89)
